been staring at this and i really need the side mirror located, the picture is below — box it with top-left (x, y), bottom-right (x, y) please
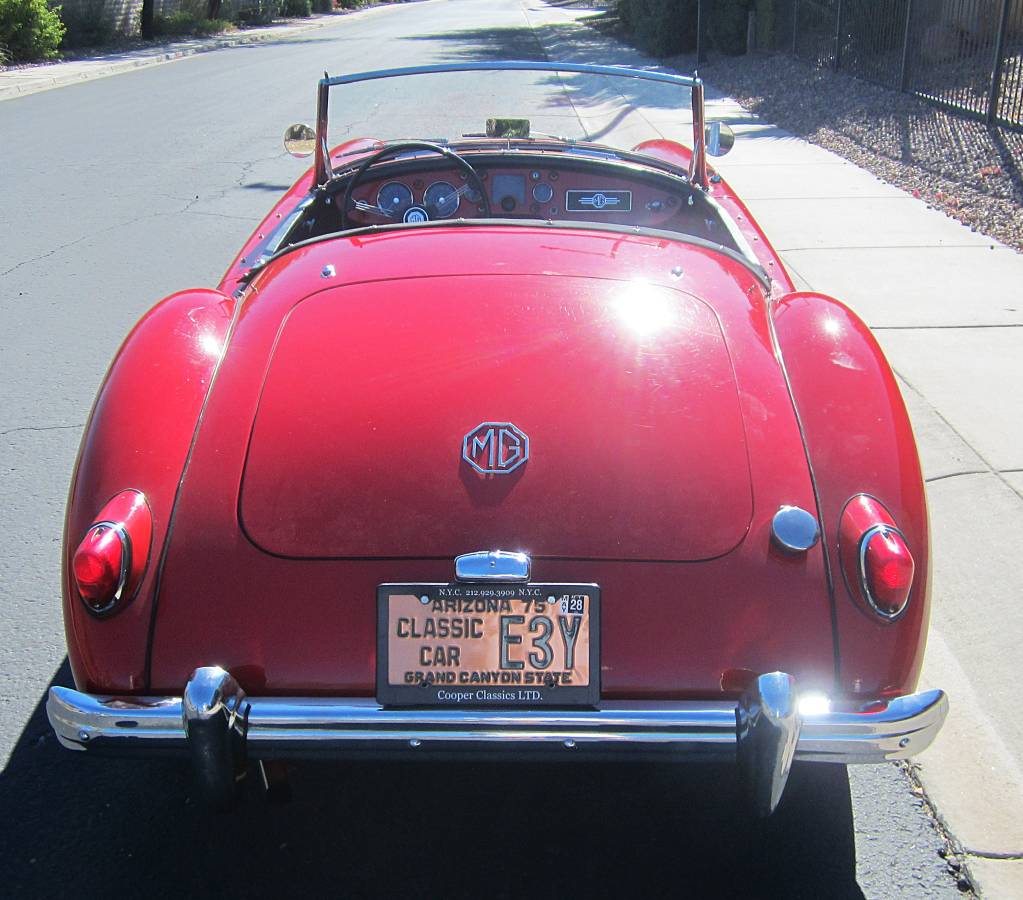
top-left (283, 123), bottom-right (316, 158)
top-left (705, 121), bottom-right (735, 157)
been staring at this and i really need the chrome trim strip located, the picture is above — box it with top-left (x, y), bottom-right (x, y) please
top-left (48, 683), bottom-right (947, 765)
top-left (314, 61), bottom-right (707, 189)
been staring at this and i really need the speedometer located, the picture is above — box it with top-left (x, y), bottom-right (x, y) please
top-left (424, 181), bottom-right (460, 218)
top-left (377, 182), bottom-right (414, 216)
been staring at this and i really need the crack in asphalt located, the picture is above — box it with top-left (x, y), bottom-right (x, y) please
top-left (184, 210), bottom-right (263, 222)
top-left (1, 153), bottom-right (286, 280)
top-left (0, 235), bottom-right (89, 279)
top-left (1, 423), bottom-right (84, 437)
top-left (1, 208), bottom-right (181, 280)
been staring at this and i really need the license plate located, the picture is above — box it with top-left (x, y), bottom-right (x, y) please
top-left (377, 583), bottom-right (599, 707)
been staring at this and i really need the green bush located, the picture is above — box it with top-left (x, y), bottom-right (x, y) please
top-left (0, 0), bottom-right (65, 62)
top-left (616, 0), bottom-right (697, 57)
top-left (616, 0), bottom-right (752, 57)
top-left (754, 0), bottom-right (776, 50)
top-left (152, 11), bottom-right (233, 35)
top-left (60, 0), bottom-right (112, 49)
top-left (311, 0), bottom-right (331, 11)
top-left (710, 0), bottom-right (752, 55)
top-left (282, 0), bottom-right (310, 16)
top-left (234, 0), bottom-right (281, 26)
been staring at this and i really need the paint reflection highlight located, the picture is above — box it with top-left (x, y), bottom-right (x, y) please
top-left (613, 282), bottom-right (677, 338)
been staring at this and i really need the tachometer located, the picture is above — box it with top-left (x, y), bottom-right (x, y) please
top-left (376, 182), bottom-right (414, 216)
top-left (424, 181), bottom-right (460, 218)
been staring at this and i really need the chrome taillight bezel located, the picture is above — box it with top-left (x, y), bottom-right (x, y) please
top-left (857, 523), bottom-right (912, 622)
top-left (71, 489), bottom-right (152, 619)
top-left (76, 521), bottom-right (133, 617)
top-left (838, 493), bottom-right (916, 625)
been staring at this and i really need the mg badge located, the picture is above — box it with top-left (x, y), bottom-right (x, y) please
top-left (462, 422), bottom-right (529, 475)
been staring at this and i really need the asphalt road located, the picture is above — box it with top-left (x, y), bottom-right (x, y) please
top-left (0, 1), bottom-right (965, 896)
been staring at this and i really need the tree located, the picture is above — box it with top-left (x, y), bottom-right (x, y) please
top-left (140, 0), bottom-right (154, 39)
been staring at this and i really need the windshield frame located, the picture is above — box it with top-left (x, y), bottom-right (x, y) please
top-left (314, 62), bottom-right (707, 189)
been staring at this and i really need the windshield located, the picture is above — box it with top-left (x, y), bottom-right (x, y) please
top-left (323, 64), bottom-right (700, 168)
top-left (246, 63), bottom-right (754, 282)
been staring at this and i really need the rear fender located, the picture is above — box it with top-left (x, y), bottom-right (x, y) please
top-left (64, 289), bottom-right (235, 693)
top-left (772, 292), bottom-right (929, 697)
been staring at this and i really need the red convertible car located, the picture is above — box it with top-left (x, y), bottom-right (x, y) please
top-left (47, 62), bottom-right (946, 814)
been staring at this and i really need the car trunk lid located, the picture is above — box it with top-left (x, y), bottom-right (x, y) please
top-left (239, 274), bottom-right (753, 561)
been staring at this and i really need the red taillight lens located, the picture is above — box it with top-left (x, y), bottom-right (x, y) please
top-left (861, 527), bottom-right (914, 617)
top-left (839, 494), bottom-right (918, 622)
top-left (73, 525), bottom-right (127, 611)
top-left (71, 490), bottom-right (152, 617)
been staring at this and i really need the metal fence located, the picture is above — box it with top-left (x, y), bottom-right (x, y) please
top-left (762, 0), bottom-right (1023, 129)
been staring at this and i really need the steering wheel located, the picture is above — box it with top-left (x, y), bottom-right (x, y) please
top-left (339, 141), bottom-right (491, 228)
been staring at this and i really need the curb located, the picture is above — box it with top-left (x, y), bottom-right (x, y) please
top-left (0, 14), bottom-right (338, 102)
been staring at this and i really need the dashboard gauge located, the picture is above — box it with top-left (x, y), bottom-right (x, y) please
top-left (376, 182), bottom-right (414, 217)
top-left (424, 181), bottom-right (460, 218)
top-left (532, 182), bottom-right (554, 204)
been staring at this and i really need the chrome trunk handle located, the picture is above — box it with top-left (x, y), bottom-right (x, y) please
top-left (454, 550), bottom-right (531, 582)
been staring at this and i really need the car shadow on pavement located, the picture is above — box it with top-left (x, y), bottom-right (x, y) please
top-left (1, 661), bottom-right (865, 899)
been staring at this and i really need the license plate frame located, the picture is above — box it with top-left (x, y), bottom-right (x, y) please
top-left (376, 582), bottom-right (600, 707)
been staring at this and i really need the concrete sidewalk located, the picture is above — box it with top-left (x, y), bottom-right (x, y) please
top-left (1, 11), bottom-right (347, 102)
top-left (717, 106), bottom-right (1023, 900)
top-left (526, 3), bottom-right (1023, 896)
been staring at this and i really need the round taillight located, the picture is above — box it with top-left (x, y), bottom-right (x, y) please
top-left (859, 525), bottom-right (914, 619)
top-left (70, 490), bottom-right (152, 617)
top-left (73, 524), bottom-right (130, 613)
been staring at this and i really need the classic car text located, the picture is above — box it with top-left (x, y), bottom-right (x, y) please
top-left (387, 591), bottom-right (589, 688)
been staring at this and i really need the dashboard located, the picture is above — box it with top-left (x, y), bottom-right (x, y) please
top-left (328, 152), bottom-right (735, 248)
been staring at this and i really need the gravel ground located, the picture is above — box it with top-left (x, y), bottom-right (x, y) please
top-left (584, 11), bottom-right (1023, 253)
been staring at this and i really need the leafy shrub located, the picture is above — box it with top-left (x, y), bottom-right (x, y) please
top-left (616, 0), bottom-right (752, 57)
top-left (311, 0), bottom-right (331, 11)
top-left (335, 0), bottom-right (366, 8)
top-left (282, 0), bottom-right (310, 16)
top-left (0, 0), bottom-right (65, 61)
top-left (234, 0), bottom-right (281, 26)
top-left (616, 0), bottom-right (697, 57)
top-left (709, 0), bottom-right (752, 55)
top-left (754, 0), bottom-right (776, 50)
top-left (153, 11), bottom-right (233, 35)
top-left (60, 0), bottom-right (112, 49)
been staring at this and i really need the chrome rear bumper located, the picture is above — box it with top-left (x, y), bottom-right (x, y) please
top-left (47, 668), bottom-right (947, 815)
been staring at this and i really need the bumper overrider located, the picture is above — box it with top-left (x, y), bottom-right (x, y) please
top-left (47, 667), bottom-right (947, 815)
